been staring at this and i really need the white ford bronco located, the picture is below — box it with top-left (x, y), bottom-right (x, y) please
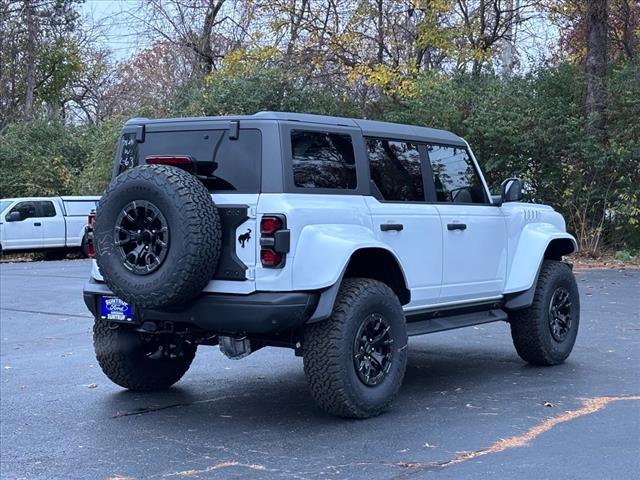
top-left (84, 112), bottom-right (580, 418)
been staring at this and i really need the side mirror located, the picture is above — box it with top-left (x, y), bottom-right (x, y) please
top-left (6, 211), bottom-right (22, 222)
top-left (501, 178), bottom-right (523, 203)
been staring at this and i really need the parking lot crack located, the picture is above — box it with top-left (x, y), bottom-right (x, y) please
top-left (0, 307), bottom-right (91, 319)
top-left (162, 460), bottom-right (269, 477)
top-left (112, 394), bottom-right (255, 418)
top-left (393, 395), bottom-right (640, 477)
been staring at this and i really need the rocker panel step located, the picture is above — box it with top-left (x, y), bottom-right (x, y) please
top-left (405, 308), bottom-right (508, 336)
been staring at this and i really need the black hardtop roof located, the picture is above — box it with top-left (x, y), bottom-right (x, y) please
top-left (126, 111), bottom-right (464, 145)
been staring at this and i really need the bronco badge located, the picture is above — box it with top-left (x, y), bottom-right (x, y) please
top-left (238, 228), bottom-right (251, 247)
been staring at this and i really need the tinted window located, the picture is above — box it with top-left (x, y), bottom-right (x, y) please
top-left (136, 129), bottom-right (262, 192)
top-left (63, 200), bottom-right (98, 216)
top-left (367, 138), bottom-right (424, 201)
top-left (9, 202), bottom-right (37, 220)
top-left (427, 145), bottom-right (487, 204)
top-left (291, 131), bottom-right (357, 189)
top-left (39, 201), bottom-right (56, 217)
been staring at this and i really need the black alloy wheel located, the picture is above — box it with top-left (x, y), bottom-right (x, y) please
top-left (115, 200), bottom-right (169, 275)
top-left (548, 286), bottom-right (572, 342)
top-left (353, 313), bottom-right (393, 386)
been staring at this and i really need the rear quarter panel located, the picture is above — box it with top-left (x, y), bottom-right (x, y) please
top-left (256, 194), bottom-right (385, 291)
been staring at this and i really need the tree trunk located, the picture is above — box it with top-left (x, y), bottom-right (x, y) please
top-left (501, 0), bottom-right (519, 75)
top-left (585, 0), bottom-right (608, 136)
top-left (24, 0), bottom-right (37, 118)
top-left (197, 0), bottom-right (225, 75)
top-left (376, 0), bottom-right (384, 64)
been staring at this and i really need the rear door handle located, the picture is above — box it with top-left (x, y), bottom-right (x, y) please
top-left (447, 223), bottom-right (466, 231)
top-left (34, 222), bottom-right (42, 227)
top-left (380, 223), bottom-right (404, 232)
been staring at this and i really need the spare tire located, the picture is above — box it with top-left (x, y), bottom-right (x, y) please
top-left (94, 165), bottom-right (221, 309)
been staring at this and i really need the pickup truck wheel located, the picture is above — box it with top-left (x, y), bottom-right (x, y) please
top-left (303, 278), bottom-right (408, 418)
top-left (509, 260), bottom-right (580, 366)
top-left (93, 318), bottom-right (196, 391)
top-left (43, 250), bottom-right (67, 260)
top-left (94, 165), bottom-right (221, 309)
top-left (80, 234), bottom-right (90, 258)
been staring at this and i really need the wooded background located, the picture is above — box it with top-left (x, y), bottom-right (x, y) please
top-left (0, 0), bottom-right (638, 255)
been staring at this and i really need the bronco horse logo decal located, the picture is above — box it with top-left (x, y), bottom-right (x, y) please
top-left (238, 228), bottom-right (252, 247)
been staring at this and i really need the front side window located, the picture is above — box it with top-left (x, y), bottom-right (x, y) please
top-left (427, 145), bottom-right (487, 204)
top-left (9, 202), bottom-right (37, 220)
top-left (291, 131), bottom-right (357, 189)
top-left (367, 138), bottom-right (424, 201)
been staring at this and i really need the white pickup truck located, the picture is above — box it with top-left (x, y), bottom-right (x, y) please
top-left (0, 196), bottom-right (100, 256)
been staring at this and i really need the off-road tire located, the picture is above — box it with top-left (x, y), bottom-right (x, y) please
top-left (94, 165), bottom-right (221, 309)
top-left (93, 318), bottom-right (196, 391)
top-left (510, 260), bottom-right (580, 366)
top-left (303, 278), bottom-right (408, 418)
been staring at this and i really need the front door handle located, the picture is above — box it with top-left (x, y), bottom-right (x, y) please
top-left (34, 222), bottom-right (42, 227)
top-left (447, 223), bottom-right (467, 231)
top-left (380, 223), bottom-right (404, 232)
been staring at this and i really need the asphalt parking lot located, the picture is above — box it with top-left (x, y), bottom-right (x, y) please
top-left (1, 260), bottom-right (638, 480)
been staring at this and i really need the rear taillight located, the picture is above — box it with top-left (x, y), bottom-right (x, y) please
top-left (260, 216), bottom-right (283, 235)
top-left (145, 155), bottom-right (193, 166)
top-left (260, 248), bottom-right (282, 267)
top-left (87, 211), bottom-right (96, 258)
top-left (260, 215), bottom-right (289, 268)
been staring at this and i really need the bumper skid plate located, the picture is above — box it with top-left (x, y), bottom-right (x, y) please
top-left (85, 281), bottom-right (318, 335)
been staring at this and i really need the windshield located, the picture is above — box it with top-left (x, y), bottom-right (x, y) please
top-left (0, 200), bottom-right (13, 213)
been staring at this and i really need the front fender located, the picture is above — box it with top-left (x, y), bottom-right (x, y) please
top-left (505, 223), bottom-right (578, 294)
top-left (291, 224), bottom-right (400, 290)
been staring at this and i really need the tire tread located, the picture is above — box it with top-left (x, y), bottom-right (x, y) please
top-left (303, 278), bottom-right (406, 418)
top-left (510, 260), bottom-right (579, 366)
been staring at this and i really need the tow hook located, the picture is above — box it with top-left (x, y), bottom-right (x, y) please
top-left (219, 336), bottom-right (252, 360)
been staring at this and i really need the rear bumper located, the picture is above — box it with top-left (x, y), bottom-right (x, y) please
top-left (83, 280), bottom-right (319, 335)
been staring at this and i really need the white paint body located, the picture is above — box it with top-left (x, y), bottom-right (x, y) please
top-left (89, 190), bottom-right (576, 310)
top-left (0, 196), bottom-right (99, 251)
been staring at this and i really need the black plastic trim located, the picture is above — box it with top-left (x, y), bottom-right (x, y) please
top-left (503, 261), bottom-right (546, 311)
top-left (273, 229), bottom-right (290, 253)
top-left (380, 223), bottom-right (404, 232)
top-left (307, 277), bottom-right (343, 323)
top-left (84, 281), bottom-right (319, 335)
top-left (406, 308), bottom-right (507, 336)
top-left (214, 205), bottom-right (249, 280)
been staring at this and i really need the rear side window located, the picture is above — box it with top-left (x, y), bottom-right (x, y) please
top-left (63, 201), bottom-right (98, 216)
top-left (366, 138), bottom-right (424, 201)
top-left (427, 145), bottom-right (488, 204)
top-left (291, 131), bottom-right (357, 189)
top-left (39, 201), bottom-right (56, 217)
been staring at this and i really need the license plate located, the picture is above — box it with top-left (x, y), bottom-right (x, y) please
top-left (100, 296), bottom-right (133, 323)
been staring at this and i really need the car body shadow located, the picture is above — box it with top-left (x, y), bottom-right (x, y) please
top-left (97, 339), bottom-right (572, 428)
